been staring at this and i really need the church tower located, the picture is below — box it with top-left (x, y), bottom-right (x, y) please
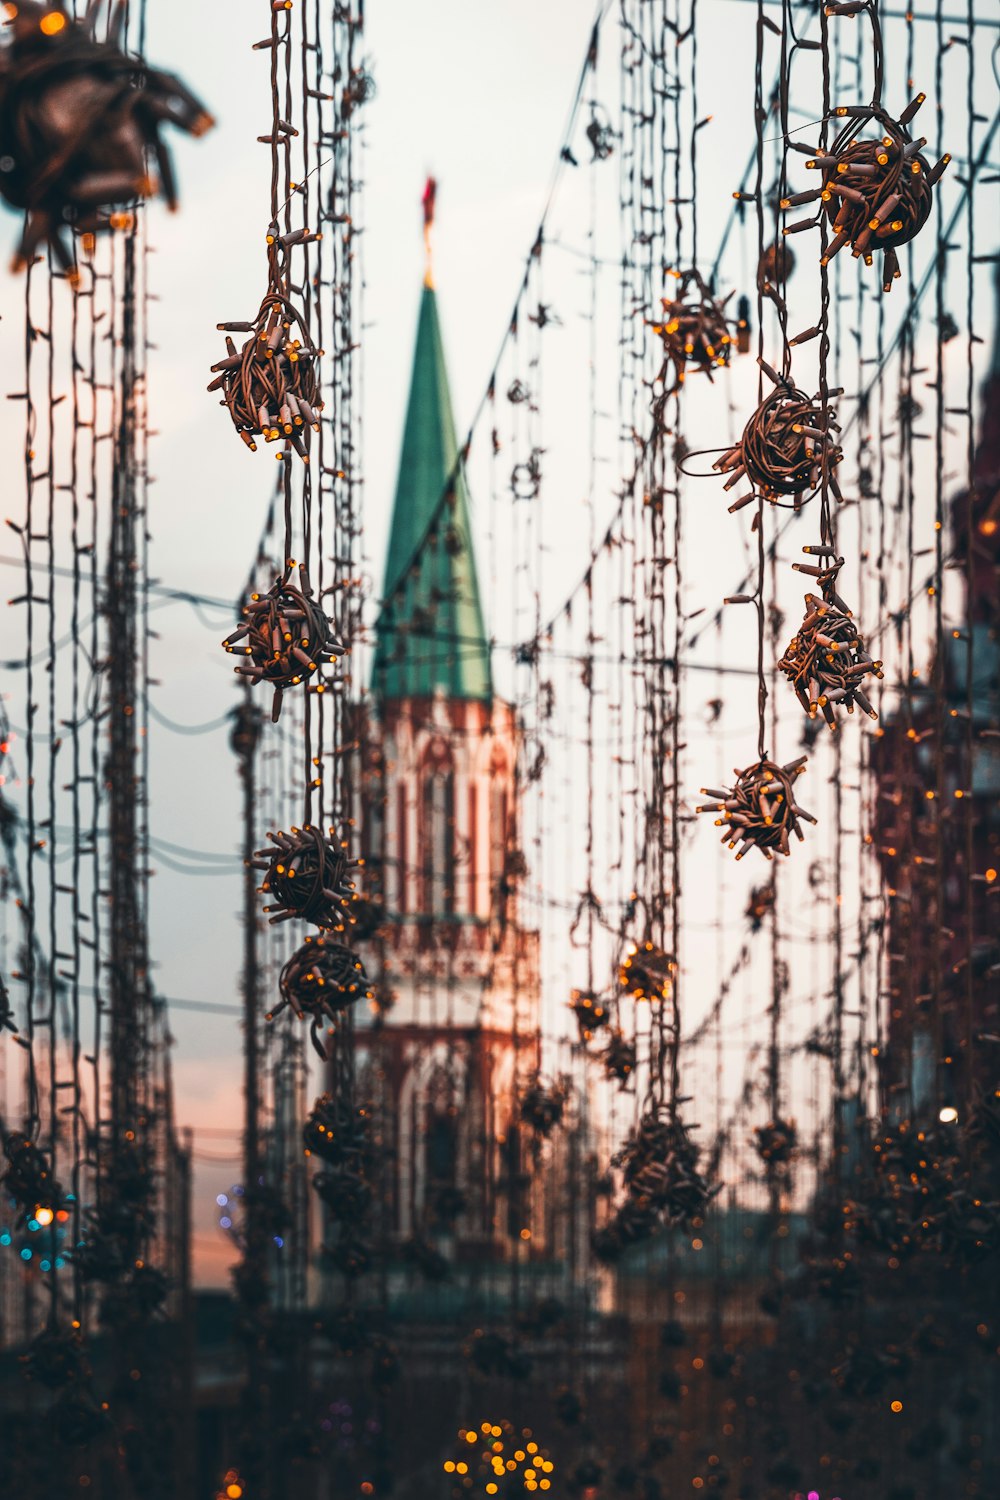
top-left (354, 186), bottom-right (542, 1263)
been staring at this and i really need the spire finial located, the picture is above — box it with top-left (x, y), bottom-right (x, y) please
top-left (422, 175), bottom-right (437, 289)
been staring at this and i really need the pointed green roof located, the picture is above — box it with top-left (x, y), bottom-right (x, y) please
top-left (373, 282), bottom-right (492, 701)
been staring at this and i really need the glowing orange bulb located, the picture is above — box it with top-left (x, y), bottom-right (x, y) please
top-left (34, 1206), bottom-right (54, 1227)
top-left (41, 12), bottom-right (68, 35)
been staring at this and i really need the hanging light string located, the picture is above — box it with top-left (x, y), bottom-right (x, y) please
top-left (349, 8), bottom-right (608, 643)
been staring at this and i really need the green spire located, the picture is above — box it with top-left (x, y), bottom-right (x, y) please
top-left (373, 282), bottom-right (492, 701)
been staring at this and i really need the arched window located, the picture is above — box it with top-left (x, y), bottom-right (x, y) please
top-left (421, 742), bottom-right (455, 914)
top-left (425, 1111), bottom-right (458, 1187)
top-left (489, 749), bottom-right (510, 897)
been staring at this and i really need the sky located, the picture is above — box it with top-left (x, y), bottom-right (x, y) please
top-left (0, 0), bottom-right (996, 1285)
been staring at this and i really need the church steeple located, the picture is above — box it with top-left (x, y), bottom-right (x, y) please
top-left (373, 183), bottom-right (491, 702)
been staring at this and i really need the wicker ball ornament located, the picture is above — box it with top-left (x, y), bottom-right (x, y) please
top-left (753, 1118), bottom-right (798, 1168)
top-left (619, 940), bottom-right (674, 1002)
top-left (759, 239), bottom-right (795, 288)
top-left (520, 1075), bottom-right (569, 1138)
top-left (697, 756), bottom-right (815, 861)
top-left (0, 2), bottom-right (213, 275)
top-left (270, 936), bottom-right (372, 1059)
top-left (593, 1110), bottom-right (717, 1263)
top-left (22, 1330), bottom-right (83, 1389)
top-left (210, 276), bottom-right (323, 458)
top-left (653, 269), bottom-right (735, 401)
top-left (785, 96), bottom-right (948, 292)
top-left (715, 380), bottom-right (843, 512)
top-left (778, 569), bottom-right (883, 728)
top-left (223, 561), bottom-right (345, 722)
top-left (250, 825), bottom-right (362, 929)
top-left (1, 1130), bottom-right (63, 1226)
top-left (569, 989), bottom-right (608, 1041)
top-left (303, 1093), bottom-right (374, 1165)
top-left (603, 1031), bottom-right (637, 1087)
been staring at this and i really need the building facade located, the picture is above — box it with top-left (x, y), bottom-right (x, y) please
top-left (351, 270), bottom-right (549, 1269)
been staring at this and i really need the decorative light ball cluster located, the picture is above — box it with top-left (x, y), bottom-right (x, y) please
top-left (21, 1328), bottom-right (83, 1388)
top-left (443, 1420), bottom-right (555, 1496)
top-left (618, 940), bottom-right (674, 1002)
top-left (753, 1118), bottom-right (798, 1168)
top-left (697, 756), bottom-right (814, 861)
top-left (714, 379), bottom-right (843, 513)
top-left (303, 1094), bottom-right (374, 1167)
top-left (270, 935), bottom-right (372, 1059)
top-left (759, 239), bottom-right (795, 289)
top-left (519, 1076), bottom-right (568, 1138)
top-left (249, 824), bottom-right (361, 929)
top-left (210, 273), bottom-right (323, 458)
top-left (303, 1094), bottom-right (379, 1279)
top-left (215, 1471), bottom-right (246, 1500)
top-left (0, 1), bottom-right (212, 274)
top-left (652, 269), bottom-right (735, 399)
top-left (593, 1110), bottom-right (716, 1262)
top-left (784, 94), bottom-right (948, 292)
top-left (778, 562), bottom-right (883, 729)
top-left (602, 1031), bottom-right (637, 1087)
top-left (1, 1130), bottom-right (63, 1227)
top-left (222, 560), bottom-right (344, 723)
top-left (569, 989), bottom-right (608, 1042)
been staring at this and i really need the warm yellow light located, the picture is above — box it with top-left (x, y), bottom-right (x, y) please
top-left (35, 1206), bottom-right (54, 1227)
top-left (226, 1486), bottom-right (243, 1500)
top-left (41, 11), bottom-right (67, 34)
top-left (939, 1106), bottom-right (958, 1125)
top-left (891, 1399), bottom-right (903, 1413)
top-left (986, 869), bottom-right (997, 883)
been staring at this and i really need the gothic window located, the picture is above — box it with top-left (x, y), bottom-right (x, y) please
top-left (421, 743), bottom-right (455, 914)
top-left (489, 776), bottom-right (509, 895)
top-left (426, 1110), bottom-right (458, 1187)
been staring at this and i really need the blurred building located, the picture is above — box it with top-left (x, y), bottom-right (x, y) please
top-left (873, 280), bottom-right (1000, 1118)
